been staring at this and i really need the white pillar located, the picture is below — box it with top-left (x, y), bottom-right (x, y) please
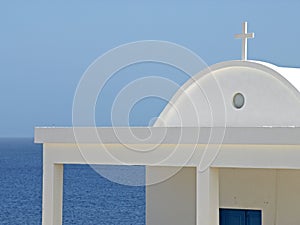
top-left (197, 167), bottom-right (219, 225)
top-left (42, 146), bottom-right (64, 225)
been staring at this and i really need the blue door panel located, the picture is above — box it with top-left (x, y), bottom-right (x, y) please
top-left (220, 209), bottom-right (261, 225)
top-left (220, 209), bottom-right (245, 225)
top-left (246, 210), bottom-right (262, 225)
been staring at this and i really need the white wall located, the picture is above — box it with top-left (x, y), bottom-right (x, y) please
top-left (275, 170), bottom-right (300, 225)
top-left (146, 167), bottom-right (196, 225)
top-left (220, 168), bottom-right (300, 225)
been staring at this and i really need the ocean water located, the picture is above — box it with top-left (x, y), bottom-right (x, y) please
top-left (0, 138), bottom-right (145, 225)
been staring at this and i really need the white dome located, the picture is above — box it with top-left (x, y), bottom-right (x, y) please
top-left (251, 60), bottom-right (300, 92)
top-left (155, 60), bottom-right (300, 127)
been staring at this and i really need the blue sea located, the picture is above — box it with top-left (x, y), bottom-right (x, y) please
top-left (0, 138), bottom-right (145, 225)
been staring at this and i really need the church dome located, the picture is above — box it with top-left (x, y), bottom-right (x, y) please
top-left (154, 60), bottom-right (300, 127)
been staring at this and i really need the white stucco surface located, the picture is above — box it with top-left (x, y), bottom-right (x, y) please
top-left (36, 60), bottom-right (300, 225)
top-left (220, 168), bottom-right (300, 225)
top-left (146, 60), bottom-right (300, 225)
top-left (155, 60), bottom-right (300, 127)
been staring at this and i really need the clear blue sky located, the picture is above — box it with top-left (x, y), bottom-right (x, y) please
top-left (1, 0), bottom-right (300, 137)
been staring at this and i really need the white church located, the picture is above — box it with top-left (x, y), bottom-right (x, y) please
top-left (35, 22), bottom-right (300, 225)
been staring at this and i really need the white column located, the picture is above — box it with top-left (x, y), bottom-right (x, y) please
top-left (197, 167), bottom-right (219, 225)
top-left (42, 146), bottom-right (64, 225)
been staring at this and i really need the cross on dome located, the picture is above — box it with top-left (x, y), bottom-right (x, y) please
top-left (235, 21), bottom-right (255, 60)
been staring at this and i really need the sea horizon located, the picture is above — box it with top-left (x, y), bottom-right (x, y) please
top-left (0, 138), bottom-right (145, 225)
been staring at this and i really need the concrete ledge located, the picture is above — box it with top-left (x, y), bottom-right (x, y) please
top-left (35, 127), bottom-right (300, 145)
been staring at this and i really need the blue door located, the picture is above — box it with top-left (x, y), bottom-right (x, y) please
top-left (220, 209), bottom-right (262, 225)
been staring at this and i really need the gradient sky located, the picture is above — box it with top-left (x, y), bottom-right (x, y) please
top-left (1, 0), bottom-right (300, 137)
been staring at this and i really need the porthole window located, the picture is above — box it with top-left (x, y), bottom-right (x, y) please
top-left (233, 93), bottom-right (245, 109)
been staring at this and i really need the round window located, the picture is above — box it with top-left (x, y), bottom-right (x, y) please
top-left (233, 93), bottom-right (245, 109)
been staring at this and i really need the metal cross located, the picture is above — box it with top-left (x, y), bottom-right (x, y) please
top-left (235, 22), bottom-right (255, 60)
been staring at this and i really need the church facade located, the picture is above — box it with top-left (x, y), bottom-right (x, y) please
top-left (35, 23), bottom-right (300, 225)
top-left (146, 60), bottom-right (300, 225)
